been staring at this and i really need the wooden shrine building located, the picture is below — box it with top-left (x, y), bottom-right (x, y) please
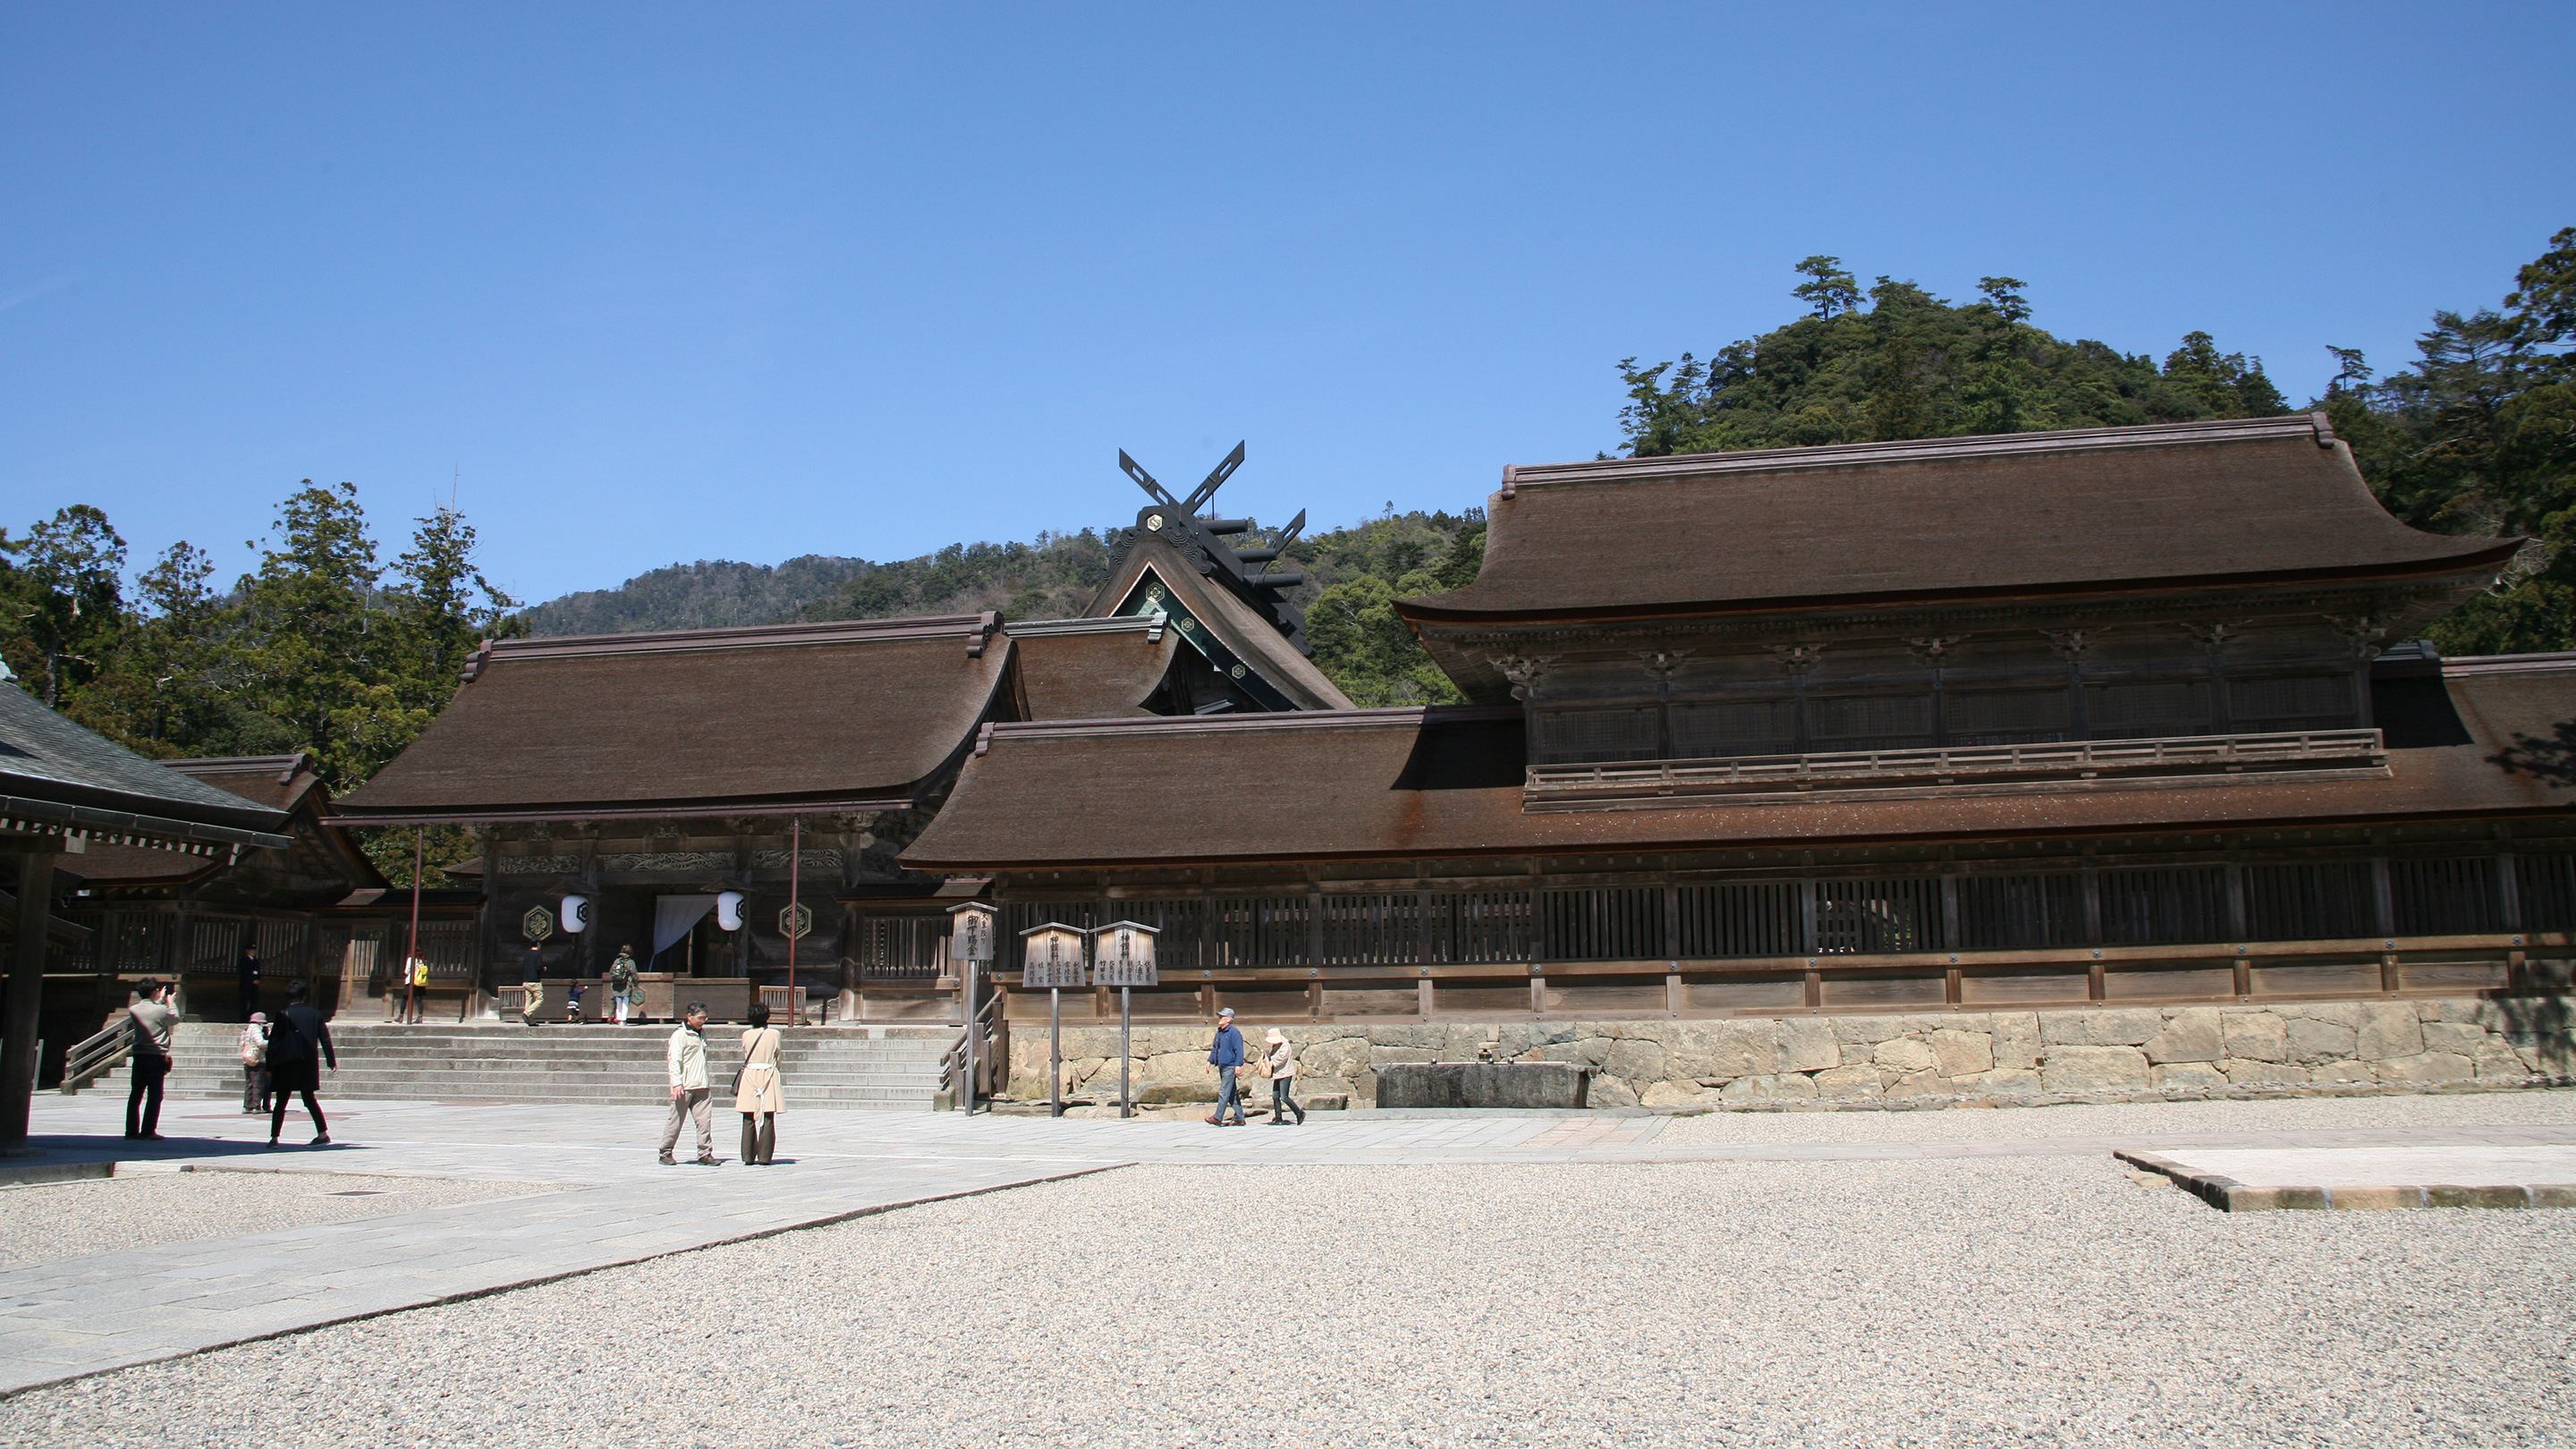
top-left (332, 446), bottom-right (1343, 1019)
top-left (904, 415), bottom-right (2576, 1024)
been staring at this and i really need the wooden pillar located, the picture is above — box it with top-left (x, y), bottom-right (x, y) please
top-left (3, 846), bottom-right (58, 1148)
top-left (1417, 977), bottom-right (1434, 1020)
top-left (2371, 856), bottom-right (2397, 937)
top-left (2498, 851), bottom-right (2523, 932)
top-left (1665, 972), bottom-right (1684, 1016)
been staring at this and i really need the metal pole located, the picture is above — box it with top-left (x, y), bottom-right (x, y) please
top-left (1119, 986), bottom-right (1131, 1120)
top-left (961, 953), bottom-right (976, 1115)
top-left (785, 816), bottom-right (800, 1023)
top-left (1049, 986), bottom-right (1063, 1118)
top-left (405, 826), bottom-right (424, 1024)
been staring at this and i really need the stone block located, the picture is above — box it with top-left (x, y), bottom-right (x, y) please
top-left (2420, 1022), bottom-right (2489, 1056)
top-left (2357, 1004), bottom-right (2425, 1062)
top-left (2428, 1184), bottom-right (2531, 1209)
top-left (2376, 1052), bottom-right (2475, 1083)
top-left (2328, 1186), bottom-right (2420, 1210)
top-left (1369, 1045), bottom-right (1438, 1067)
top-left (1873, 1038), bottom-right (1936, 1072)
top-left (1639, 1080), bottom-right (1707, 1109)
top-left (1603, 1038), bottom-right (1665, 1082)
top-left (2041, 1009), bottom-right (2164, 1046)
top-left (2143, 1008), bottom-right (2223, 1064)
top-left (1776, 1018), bottom-right (1840, 1074)
top-left (2281, 1002), bottom-right (2365, 1029)
top-left (1375, 1062), bottom-right (1592, 1108)
top-left (1972, 1067), bottom-right (2043, 1095)
top-left (1809, 1064), bottom-right (1881, 1099)
top-left (1367, 1024), bottom-right (1439, 1048)
top-left (2429, 998), bottom-right (2488, 1024)
top-left (2474, 1044), bottom-right (2531, 1080)
top-left (2149, 1062), bottom-right (2231, 1091)
top-left (1881, 1070), bottom-right (1948, 1097)
top-left (2039, 1044), bottom-right (2150, 1091)
top-left (1538, 1038), bottom-right (1609, 1067)
top-left (2219, 1012), bottom-right (2289, 1063)
top-left (2285, 1018), bottom-right (2359, 1063)
top-left (1990, 1013), bottom-right (2042, 1070)
top-left (2309, 1059), bottom-right (2377, 1083)
top-left (2221, 1058), bottom-right (2309, 1087)
top-left (2510, 1032), bottom-right (2576, 1075)
top-left (1667, 1020), bottom-right (1775, 1080)
top-left (2529, 1184), bottom-right (2576, 1208)
top-left (1928, 1028), bottom-right (1994, 1078)
top-left (1588, 1075), bottom-right (1640, 1108)
top-left (1719, 1072), bottom-right (1818, 1103)
top-left (1833, 1016), bottom-right (1911, 1046)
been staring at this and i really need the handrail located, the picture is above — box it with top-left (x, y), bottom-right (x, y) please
top-left (1527, 728), bottom-right (2387, 809)
top-left (61, 1018), bottom-right (132, 1093)
top-left (938, 989), bottom-right (1010, 1112)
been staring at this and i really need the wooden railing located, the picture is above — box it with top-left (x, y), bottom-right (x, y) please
top-left (1525, 728), bottom-right (2389, 810)
top-left (59, 1019), bottom-right (131, 1093)
top-left (940, 989), bottom-right (1011, 1112)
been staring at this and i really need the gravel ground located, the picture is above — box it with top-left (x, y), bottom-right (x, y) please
top-left (6, 1157), bottom-right (2568, 1448)
top-left (0, 1173), bottom-right (559, 1269)
top-left (1653, 1084), bottom-right (2576, 1145)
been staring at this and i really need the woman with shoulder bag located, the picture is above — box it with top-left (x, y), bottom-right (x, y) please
top-left (734, 1002), bottom-right (784, 1165)
top-left (237, 1013), bottom-right (270, 1115)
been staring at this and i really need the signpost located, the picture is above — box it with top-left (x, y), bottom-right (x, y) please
top-left (947, 902), bottom-right (996, 1114)
top-left (1089, 921), bottom-right (1159, 1120)
top-left (1020, 922), bottom-right (1089, 1118)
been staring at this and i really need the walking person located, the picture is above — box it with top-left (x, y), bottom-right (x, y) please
top-left (264, 979), bottom-right (335, 1148)
top-left (1263, 1028), bottom-right (1307, 1126)
top-left (564, 979), bottom-right (587, 1025)
top-left (234, 945), bottom-right (260, 1022)
top-left (735, 1002), bottom-right (783, 1165)
top-left (1205, 1005), bottom-right (1247, 1127)
top-left (124, 979), bottom-right (179, 1140)
top-left (521, 944), bottom-right (546, 1026)
top-left (237, 1013), bottom-right (270, 1115)
top-left (402, 953), bottom-right (430, 1023)
top-left (607, 945), bottom-right (638, 1026)
top-left (659, 1002), bottom-right (716, 1165)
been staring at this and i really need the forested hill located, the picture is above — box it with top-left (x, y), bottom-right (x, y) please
top-left (519, 555), bottom-right (873, 635)
top-left (1614, 259), bottom-right (2290, 456)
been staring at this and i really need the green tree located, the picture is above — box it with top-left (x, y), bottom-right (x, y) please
top-left (1, 505), bottom-right (128, 707)
top-left (1615, 258), bottom-right (2289, 458)
top-left (2326, 227), bottom-right (2576, 654)
top-left (232, 481), bottom-right (389, 788)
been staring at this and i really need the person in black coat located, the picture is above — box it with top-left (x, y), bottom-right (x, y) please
top-left (265, 979), bottom-right (337, 1148)
top-left (235, 946), bottom-right (260, 1021)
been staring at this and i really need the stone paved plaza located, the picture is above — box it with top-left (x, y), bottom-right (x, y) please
top-left (2, 1089), bottom-right (2572, 1445)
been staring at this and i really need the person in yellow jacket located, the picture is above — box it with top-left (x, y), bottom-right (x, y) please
top-left (403, 955), bottom-right (429, 1023)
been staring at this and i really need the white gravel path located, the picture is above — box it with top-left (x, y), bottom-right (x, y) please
top-left (1653, 1085), bottom-right (2576, 1145)
top-left (4, 1155), bottom-right (2566, 1447)
top-left (0, 1173), bottom-right (559, 1269)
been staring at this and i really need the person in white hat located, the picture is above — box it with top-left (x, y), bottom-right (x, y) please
top-left (1263, 1028), bottom-right (1305, 1126)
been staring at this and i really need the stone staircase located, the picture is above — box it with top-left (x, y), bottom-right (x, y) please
top-left (83, 1022), bottom-right (954, 1111)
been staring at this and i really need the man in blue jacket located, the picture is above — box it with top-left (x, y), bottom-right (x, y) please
top-left (1205, 1006), bottom-right (1247, 1127)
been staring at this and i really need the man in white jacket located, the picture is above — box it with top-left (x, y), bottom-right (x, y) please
top-left (659, 1002), bottom-right (716, 1165)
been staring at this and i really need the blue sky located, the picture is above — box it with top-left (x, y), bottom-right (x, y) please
top-left (4, 3), bottom-right (2571, 606)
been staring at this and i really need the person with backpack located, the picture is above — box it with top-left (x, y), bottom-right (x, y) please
top-left (125, 979), bottom-right (179, 1140)
top-left (265, 979), bottom-right (336, 1148)
top-left (238, 1013), bottom-right (270, 1114)
top-left (402, 953), bottom-right (430, 1023)
top-left (607, 945), bottom-right (639, 1026)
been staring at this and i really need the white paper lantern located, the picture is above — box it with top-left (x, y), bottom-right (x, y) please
top-left (716, 891), bottom-right (746, 932)
top-left (560, 894), bottom-right (589, 933)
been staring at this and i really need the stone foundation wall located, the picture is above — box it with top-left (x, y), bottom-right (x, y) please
top-left (1004, 996), bottom-right (2576, 1110)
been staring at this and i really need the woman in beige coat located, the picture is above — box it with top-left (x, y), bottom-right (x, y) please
top-left (735, 1002), bottom-right (784, 1165)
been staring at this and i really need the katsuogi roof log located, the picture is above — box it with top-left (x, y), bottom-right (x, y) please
top-left (1399, 415), bottom-right (2523, 627)
top-left (336, 614), bottom-right (1015, 824)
